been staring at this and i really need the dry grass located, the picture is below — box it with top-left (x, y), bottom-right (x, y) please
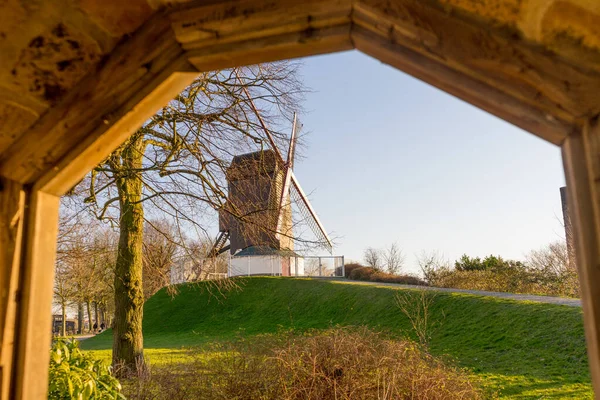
top-left (124, 327), bottom-right (484, 400)
top-left (349, 266), bottom-right (427, 286)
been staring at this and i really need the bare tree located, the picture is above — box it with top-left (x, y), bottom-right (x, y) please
top-left (54, 206), bottom-right (117, 334)
top-left (395, 290), bottom-right (443, 348)
top-left (364, 247), bottom-right (384, 271)
top-left (71, 62), bottom-right (308, 373)
top-left (143, 219), bottom-right (178, 299)
top-left (416, 250), bottom-right (450, 285)
top-left (384, 242), bottom-right (405, 275)
top-left (525, 241), bottom-right (572, 275)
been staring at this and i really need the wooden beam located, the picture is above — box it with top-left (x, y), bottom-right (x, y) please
top-left (34, 70), bottom-right (198, 196)
top-left (0, 179), bottom-right (24, 400)
top-left (171, 0), bottom-right (352, 48)
top-left (352, 25), bottom-right (575, 145)
top-left (0, 11), bottom-right (197, 188)
top-left (173, 0), bottom-right (353, 73)
top-left (186, 25), bottom-right (353, 75)
top-left (353, 0), bottom-right (600, 145)
top-left (562, 117), bottom-right (600, 394)
top-left (3, 190), bottom-right (59, 400)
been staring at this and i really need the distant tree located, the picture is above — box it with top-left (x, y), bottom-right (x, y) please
top-left (384, 242), bottom-right (405, 275)
top-left (364, 247), bottom-right (383, 271)
top-left (416, 250), bottom-right (450, 285)
top-left (454, 254), bottom-right (524, 272)
top-left (525, 241), bottom-right (572, 276)
top-left (142, 219), bottom-right (178, 299)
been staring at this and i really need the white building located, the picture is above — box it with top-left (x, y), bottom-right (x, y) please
top-left (228, 246), bottom-right (305, 277)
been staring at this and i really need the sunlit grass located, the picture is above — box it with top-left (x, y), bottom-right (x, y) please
top-left (82, 277), bottom-right (591, 398)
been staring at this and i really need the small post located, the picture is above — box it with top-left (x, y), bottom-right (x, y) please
top-left (341, 256), bottom-right (345, 278)
top-left (227, 253), bottom-right (231, 278)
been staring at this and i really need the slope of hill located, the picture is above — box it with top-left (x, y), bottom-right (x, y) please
top-left (82, 277), bottom-right (591, 398)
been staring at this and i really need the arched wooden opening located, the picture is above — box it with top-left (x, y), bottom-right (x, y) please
top-left (1, 1), bottom-right (599, 398)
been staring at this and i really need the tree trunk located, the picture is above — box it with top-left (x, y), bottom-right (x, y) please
top-left (112, 134), bottom-right (146, 374)
top-left (61, 302), bottom-right (67, 337)
top-left (94, 302), bottom-right (99, 327)
top-left (77, 302), bottom-right (84, 334)
top-left (86, 300), bottom-right (92, 333)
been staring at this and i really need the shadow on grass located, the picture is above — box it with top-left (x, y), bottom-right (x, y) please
top-left (81, 277), bottom-right (592, 398)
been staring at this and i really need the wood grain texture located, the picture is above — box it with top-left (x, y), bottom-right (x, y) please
top-left (0, 179), bottom-right (24, 400)
top-left (0, 11), bottom-right (194, 187)
top-left (351, 25), bottom-right (575, 145)
top-left (171, 0), bottom-right (352, 47)
top-left (354, 0), bottom-right (600, 144)
top-left (561, 118), bottom-right (600, 395)
top-left (176, 0), bottom-right (353, 73)
top-left (186, 25), bottom-right (353, 73)
top-left (10, 190), bottom-right (59, 400)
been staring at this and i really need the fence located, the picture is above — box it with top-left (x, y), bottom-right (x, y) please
top-left (228, 254), bottom-right (345, 278)
top-left (301, 256), bottom-right (345, 277)
top-left (170, 255), bottom-right (230, 284)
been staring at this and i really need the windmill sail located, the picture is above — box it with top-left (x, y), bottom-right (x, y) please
top-left (275, 113), bottom-right (297, 239)
top-left (289, 172), bottom-right (333, 254)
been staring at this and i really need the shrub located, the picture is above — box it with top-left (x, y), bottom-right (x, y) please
top-left (428, 254), bottom-right (579, 298)
top-left (126, 327), bottom-right (484, 400)
top-left (348, 267), bottom-right (427, 286)
top-left (343, 262), bottom-right (364, 278)
top-left (454, 254), bottom-right (525, 272)
top-left (348, 266), bottom-right (377, 281)
top-left (48, 339), bottom-right (124, 400)
top-left (370, 271), bottom-right (427, 286)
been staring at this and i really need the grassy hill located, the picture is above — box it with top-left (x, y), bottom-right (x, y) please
top-left (83, 277), bottom-right (591, 398)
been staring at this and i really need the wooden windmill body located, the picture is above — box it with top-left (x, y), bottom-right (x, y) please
top-left (219, 148), bottom-right (294, 254)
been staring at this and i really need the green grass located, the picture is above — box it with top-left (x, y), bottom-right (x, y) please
top-left (82, 277), bottom-right (591, 399)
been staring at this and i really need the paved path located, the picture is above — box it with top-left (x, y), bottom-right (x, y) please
top-left (70, 334), bottom-right (96, 342)
top-left (330, 279), bottom-right (582, 307)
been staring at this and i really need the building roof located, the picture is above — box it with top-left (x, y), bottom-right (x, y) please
top-left (234, 246), bottom-right (300, 258)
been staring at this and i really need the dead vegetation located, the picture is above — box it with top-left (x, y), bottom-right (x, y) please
top-left (124, 327), bottom-right (484, 400)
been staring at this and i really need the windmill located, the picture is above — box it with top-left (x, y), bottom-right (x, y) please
top-left (208, 112), bottom-right (332, 276)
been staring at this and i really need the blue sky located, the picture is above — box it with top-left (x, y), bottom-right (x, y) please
top-left (291, 51), bottom-right (566, 274)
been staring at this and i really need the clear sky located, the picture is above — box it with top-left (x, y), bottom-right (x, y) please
top-left (291, 51), bottom-right (566, 274)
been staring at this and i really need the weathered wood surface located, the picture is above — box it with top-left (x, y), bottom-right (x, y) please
top-left (562, 118), bottom-right (600, 395)
top-left (11, 191), bottom-right (60, 400)
top-left (352, 25), bottom-right (575, 145)
top-left (0, 179), bottom-right (24, 400)
top-left (175, 0), bottom-right (353, 73)
top-left (353, 0), bottom-right (600, 144)
top-left (0, 11), bottom-right (195, 189)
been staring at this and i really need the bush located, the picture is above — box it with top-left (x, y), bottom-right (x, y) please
top-left (370, 271), bottom-right (427, 286)
top-left (348, 266), bottom-right (377, 281)
top-left (348, 267), bottom-right (427, 286)
top-left (454, 254), bottom-right (525, 272)
top-left (420, 250), bottom-right (580, 298)
top-left (48, 339), bottom-right (124, 400)
top-left (430, 267), bottom-right (579, 298)
top-left (343, 262), bottom-right (364, 278)
top-left (126, 327), bottom-right (484, 400)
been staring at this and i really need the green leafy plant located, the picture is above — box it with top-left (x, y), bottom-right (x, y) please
top-left (48, 339), bottom-right (125, 400)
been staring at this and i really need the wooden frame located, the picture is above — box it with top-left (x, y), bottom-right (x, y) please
top-left (0, 0), bottom-right (599, 398)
